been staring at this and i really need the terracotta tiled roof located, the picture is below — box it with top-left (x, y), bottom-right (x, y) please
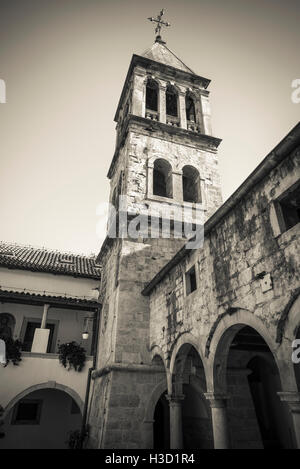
top-left (0, 242), bottom-right (101, 280)
top-left (0, 289), bottom-right (100, 310)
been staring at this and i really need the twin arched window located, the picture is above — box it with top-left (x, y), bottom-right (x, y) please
top-left (152, 160), bottom-right (201, 203)
top-left (145, 82), bottom-right (197, 123)
top-left (153, 159), bottom-right (173, 198)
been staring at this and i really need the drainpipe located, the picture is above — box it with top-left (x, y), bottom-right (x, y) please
top-left (79, 304), bottom-right (101, 449)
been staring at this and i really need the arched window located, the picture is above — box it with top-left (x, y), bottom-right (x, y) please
top-left (186, 94), bottom-right (196, 122)
top-left (0, 313), bottom-right (15, 340)
top-left (182, 165), bottom-right (201, 203)
top-left (166, 85), bottom-right (178, 117)
top-left (146, 79), bottom-right (159, 112)
top-left (153, 159), bottom-right (173, 198)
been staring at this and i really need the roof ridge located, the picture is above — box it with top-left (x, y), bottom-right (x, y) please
top-left (0, 240), bottom-right (96, 259)
top-left (161, 43), bottom-right (195, 74)
top-left (141, 41), bottom-right (196, 75)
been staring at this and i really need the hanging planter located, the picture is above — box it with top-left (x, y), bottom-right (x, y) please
top-left (58, 341), bottom-right (86, 372)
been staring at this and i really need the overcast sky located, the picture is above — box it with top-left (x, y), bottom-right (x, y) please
top-left (0, 0), bottom-right (299, 255)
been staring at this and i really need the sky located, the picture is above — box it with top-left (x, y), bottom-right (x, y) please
top-left (0, 0), bottom-right (299, 255)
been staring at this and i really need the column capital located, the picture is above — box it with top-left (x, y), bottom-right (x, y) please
top-left (166, 394), bottom-right (185, 406)
top-left (158, 83), bottom-right (167, 91)
top-left (204, 392), bottom-right (230, 408)
top-left (278, 392), bottom-right (300, 413)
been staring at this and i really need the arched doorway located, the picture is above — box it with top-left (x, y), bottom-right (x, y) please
top-left (173, 344), bottom-right (213, 449)
top-left (0, 388), bottom-right (82, 449)
top-left (215, 324), bottom-right (292, 449)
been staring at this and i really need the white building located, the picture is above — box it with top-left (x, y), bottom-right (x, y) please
top-left (0, 242), bottom-right (101, 449)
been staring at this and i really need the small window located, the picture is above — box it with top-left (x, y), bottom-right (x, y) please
top-left (275, 182), bottom-right (300, 233)
top-left (22, 321), bottom-right (56, 352)
top-left (12, 400), bottom-right (42, 425)
top-left (185, 266), bottom-right (197, 295)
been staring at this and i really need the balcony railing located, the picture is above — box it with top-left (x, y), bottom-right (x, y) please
top-left (166, 115), bottom-right (180, 127)
top-left (187, 120), bottom-right (200, 133)
top-left (145, 109), bottom-right (159, 121)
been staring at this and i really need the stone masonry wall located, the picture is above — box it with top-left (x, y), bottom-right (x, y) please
top-left (149, 145), bottom-right (300, 361)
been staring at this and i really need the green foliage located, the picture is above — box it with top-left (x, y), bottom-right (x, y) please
top-left (58, 341), bottom-right (86, 372)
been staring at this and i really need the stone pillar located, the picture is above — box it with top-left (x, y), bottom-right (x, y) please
top-left (178, 92), bottom-right (187, 130)
top-left (31, 304), bottom-right (50, 353)
top-left (146, 161), bottom-right (154, 199)
top-left (158, 84), bottom-right (167, 124)
top-left (166, 394), bottom-right (184, 449)
top-left (199, 92), bottom-right (212, 135)
top-left (143, 419), bottom-right (155, 448)
top-left (204, 393), bottom-right (230, 449)
top-left (132, 67), bottom-right (146, 118)
top-left (278, 392), bottom-right (300, 448)
top-left (41, 303), bottom-right (50, 329)
top-left (172, 171), bottom-right (183, 202)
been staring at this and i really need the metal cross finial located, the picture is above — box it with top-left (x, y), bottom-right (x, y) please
top-left (147, 8), bottom-right (170, 41)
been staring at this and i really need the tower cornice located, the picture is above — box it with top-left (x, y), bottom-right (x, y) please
top-left (107, 114), bottom-right (222, 179)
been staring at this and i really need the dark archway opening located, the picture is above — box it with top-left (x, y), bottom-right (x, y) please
top-left (186, 95), bottom-right (196, 122)
top-left (153, 391), bottom-right (170, 449)
top-left (247, 356), bottom-right (282, 448)
top-left (173, 345), bottom-right (213, 449)
top-left (146, 79), bottom-right (158, 112)
top-left (166, 86), bottom-right (178, 117)
top-left (0, 389), bottom-right (82, 449)
top-left (225, 325), bottom-right (291, 449)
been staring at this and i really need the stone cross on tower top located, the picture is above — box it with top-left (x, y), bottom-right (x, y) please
top-left (147, 8), bottom-right (170, 43)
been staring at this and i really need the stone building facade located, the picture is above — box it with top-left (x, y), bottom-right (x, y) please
top-left (86, 35), bottom-right (300, 449)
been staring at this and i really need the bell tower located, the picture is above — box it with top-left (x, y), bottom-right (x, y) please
top-left (108, 35), bottom-right (222, 227)
top-left (87, 25), bottom-right (222, 449)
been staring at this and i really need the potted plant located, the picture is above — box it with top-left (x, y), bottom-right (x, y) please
top-left (58, 341), bottom-right (86, 372)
